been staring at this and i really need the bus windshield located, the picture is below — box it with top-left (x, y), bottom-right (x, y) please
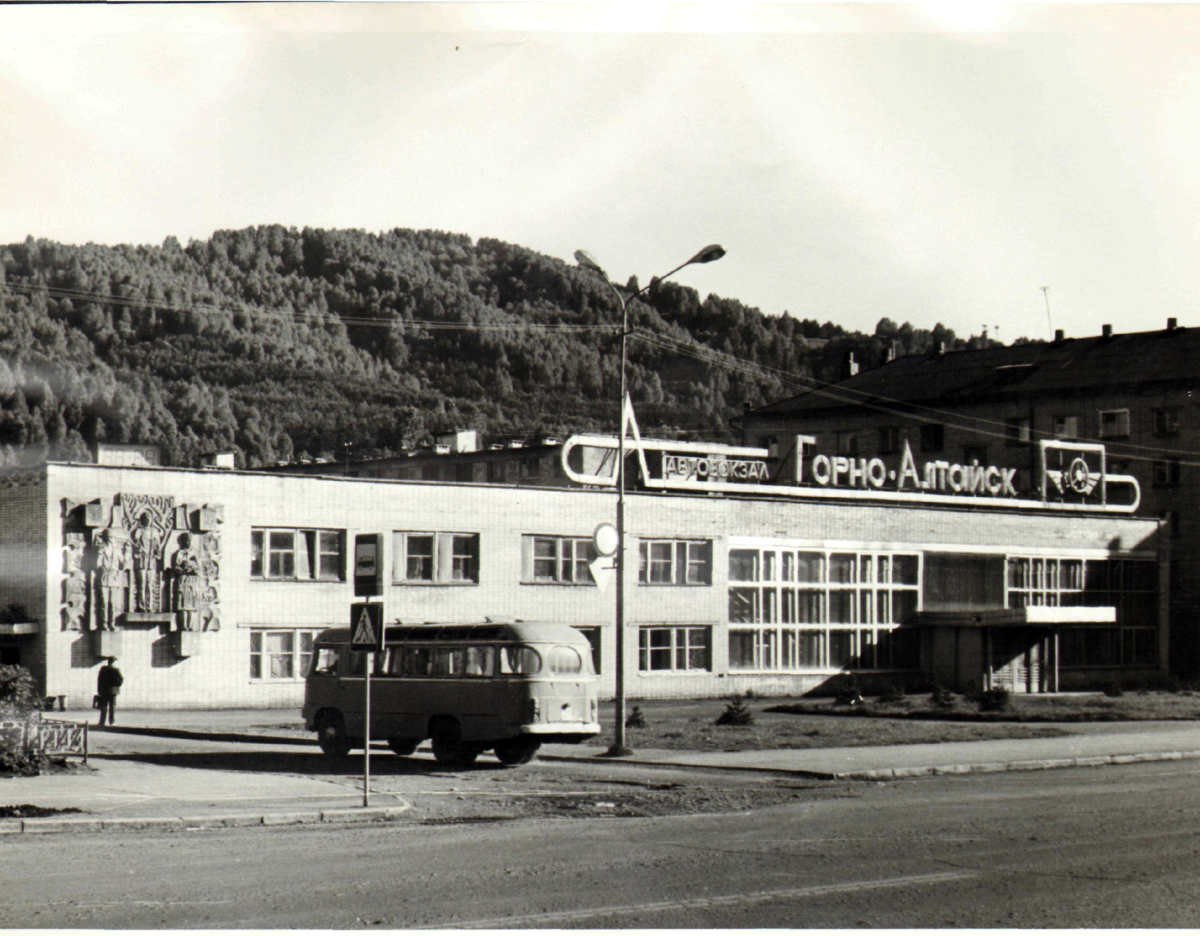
top-left (499, 645), bottom-right (541, 675)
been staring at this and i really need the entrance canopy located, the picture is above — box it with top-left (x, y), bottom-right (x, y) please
top-left (915, 607), bottom-right (1116, 628)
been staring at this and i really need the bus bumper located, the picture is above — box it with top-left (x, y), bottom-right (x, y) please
top-left (519, 722), bottom-right (602, 736)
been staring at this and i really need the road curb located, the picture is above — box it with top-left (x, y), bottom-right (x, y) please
top-left (3, 804), bottom-right (411, 835)
top-left (835, 749), bottom-right (1200, 781)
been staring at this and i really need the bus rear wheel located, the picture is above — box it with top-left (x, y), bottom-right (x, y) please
top-left (494, 737), bottom-right (541, 766)
top-left (387, 737), bottom-right (419, 757)
top-left (431, 722), bottom-right (478, 768)
top-left (316, 713), bottom-right (352, 759)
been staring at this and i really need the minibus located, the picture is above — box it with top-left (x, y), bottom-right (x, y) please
top-left (302, 620), bottom-right (601, 767)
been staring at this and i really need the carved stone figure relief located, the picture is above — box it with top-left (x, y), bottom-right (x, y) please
top-left (61, 532), bottom-right (88, 631)
top-left (60, 494), bottom-right (223, 633)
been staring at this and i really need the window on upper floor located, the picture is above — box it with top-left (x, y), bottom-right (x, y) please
top-left (521, 535), bottom-right (596, 585)
top-left (250, 529), bottom-right (345, 581)
top-left (1153, 409), bottom-right (1179, 437)
top-left (836, 431), bottom-right (861, 456)
top-left (878, 426), bottom-right (902, 455)
top-left (638, 539), bottom-right (713, 586)
top-left (392, 531), bottom-right (479, 584)
top-left (1053, 415), bottom-right (1079, 440)
top-left (920, 423), bottom-right (945, 453)
top-left (1099, 409), bottom-right (1131, 439)
top-left (1005, 417), bottom-right (1031, 445)
top-left (1153, 459), bottom-right (1181, 488)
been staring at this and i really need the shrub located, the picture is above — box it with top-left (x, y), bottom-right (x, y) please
top-left (0, 665), bottom-right (40, 718)
top-left (929, 680), bottom-right (956, 709)
top-left (877, 684), bottom-right (905, 705)
top-left (1103, 680), bottom-right (1125, 698)
top-left (715, 695), bottom-right (755, 726)
top-left (833, 676), bottom-right (865, 707)
top-left (976, 687), bottom-right (1011, 713)
top-left (624, 705), bottom-right (647, 729)
top-left (0, 665), bottom-right (42, 776)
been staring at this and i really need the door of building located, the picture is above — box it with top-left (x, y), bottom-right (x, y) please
top-left (990, 631), bottom-right (1042, 693)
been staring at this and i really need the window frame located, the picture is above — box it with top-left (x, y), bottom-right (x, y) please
top-left (250, 528), bottom-right (346, 582)
top-left (726, 547), bottom-right (921, 673)
top-left (637, 625), bottom-right (712, 673)
top-left (1098, 408), bottom-right (1131, 440)
top-left (523, 534), bottom-right (597, 585)
top-left (392, 531), bottom-right (481, 585)
top-left (250, 628), bottom-right (318, 681)
top-left (1052, 415), bottom-right (1079, 440)
top-left (1153, 409), bottom-right (1179, 437)
top-left (637, 539), bottom-right (713, 586)
top-left (1005, 417), bottom-right (1031, 445)
top-left (1153, 459), bottom-right (1181, 488)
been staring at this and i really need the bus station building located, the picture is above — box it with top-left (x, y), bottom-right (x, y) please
top-left (0, 421), bottom-right (1164, 710)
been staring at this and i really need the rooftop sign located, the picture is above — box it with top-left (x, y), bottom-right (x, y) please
top-left (559, 398), bottom-right (1140, 513)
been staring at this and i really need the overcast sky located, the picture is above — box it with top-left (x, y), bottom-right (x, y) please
top-left (2, 3), bottom-right (1197, 342)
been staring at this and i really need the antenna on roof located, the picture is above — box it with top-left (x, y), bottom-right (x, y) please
top-left (1041, 286), bottom-right (1052, 338)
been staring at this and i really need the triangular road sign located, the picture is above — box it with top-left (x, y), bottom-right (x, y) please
top-left (350, 602), bottom-right (384, 651)
top-left (589, 557), bottom-right (615, 593)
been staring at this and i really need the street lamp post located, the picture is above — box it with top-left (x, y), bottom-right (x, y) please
top-left (574, 244), bottom-right (726, 756)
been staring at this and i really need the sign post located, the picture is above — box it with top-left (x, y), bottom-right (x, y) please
top-left (350, 599), bottom-right (384, 808)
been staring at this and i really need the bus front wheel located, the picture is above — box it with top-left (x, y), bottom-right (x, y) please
top-left (431, 722), bottom-right (478, 768)
top-left (316, 712), bottom-right (352, 759)
top-left (494, 737), bottom-right (541, 766)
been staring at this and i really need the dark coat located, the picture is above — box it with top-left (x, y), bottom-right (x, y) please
top-left (97, 664), bottom-right (124, 697)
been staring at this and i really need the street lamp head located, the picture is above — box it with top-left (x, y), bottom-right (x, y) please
top-left (573, 250), bottom-right (607, 276)
top-left (688, 244), bottom-right (726, 265)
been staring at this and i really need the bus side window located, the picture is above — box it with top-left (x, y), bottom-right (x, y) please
top-left (434, 647), bottom-right (465, 677)
top-left (384, 648), bottom-right (404, 676)
top-left (464, 645), bottom-right (493, 677)
top-left (349, 651), bottom-right (368, 676)
top-left (404, 647), bottom-right (432, 677)
top-left (499, 645), bottom-right (541, 675)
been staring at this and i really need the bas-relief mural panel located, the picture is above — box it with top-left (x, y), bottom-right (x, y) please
top-left (61, 493), bottom-right (224, 635)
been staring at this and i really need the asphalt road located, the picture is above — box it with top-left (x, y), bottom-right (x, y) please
top-left (4, 758), bottom-right (1200, 928)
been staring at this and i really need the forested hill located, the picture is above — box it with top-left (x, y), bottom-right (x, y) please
top-left (0, 226), bottom-right (985, 468)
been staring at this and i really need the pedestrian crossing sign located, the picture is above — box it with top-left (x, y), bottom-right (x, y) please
top-left (350, 602), bottom-right (384, 652)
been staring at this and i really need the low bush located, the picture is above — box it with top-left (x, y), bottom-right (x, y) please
top-left (1104, 681), bottom-right (1125, 698)
top-left (929, 680), bottom-right (956, 709)
top-left (625, 705), bottom-right (647, 729)
top-left (976, 688), bottom-right (1011, 713)
top-left (715, 695), bottom-right (756, 726)
top-left (876, 684), bottom-right (906, 705)
top-left (0, 665), bottom-right (42, 776)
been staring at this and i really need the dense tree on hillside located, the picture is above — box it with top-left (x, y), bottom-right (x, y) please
top-left (0, 226), bottom-right (988, 468)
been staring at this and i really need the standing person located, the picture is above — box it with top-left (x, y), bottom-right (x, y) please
top-left (96, 656), bottom-right (123, 727)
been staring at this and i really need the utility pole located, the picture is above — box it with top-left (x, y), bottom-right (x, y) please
top-left (1041, 287), bottom-right (1052, 338)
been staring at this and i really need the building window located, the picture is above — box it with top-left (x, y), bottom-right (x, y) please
top-left (250, 529), bottom-right (345, 581)
top-left (1005, 417), bottom-right (1031, 445)
top-left (727, 547), bottom-right (920, 671)
top-left (1009, 556), bottom-right (1157, 668)
top-left (522, 535), bottom-right (596, 584)
top-left (837, 431), bottom-right (860, 456)
top-left (1053, 415), bottom-right (1078, 440)
top-left (878, 427), bottom-right (901, 455)
top-left (521, 457), bottom-right (541, 479)
top-left (455, 463), bottom-right (475, 483)
top-left (392, 532), bottom-right (479, 584)
top-left (1153, 409), bottom-right (1179, 437)
top-left (1098, 409), bottom-right (1131, 439)
top-left (638, 626), bottom-right (711, 672)
top-left (638, 540), bottom-right (713, 585)
top-left (1153, 459), bottom-right (1181, 488)
top-left (250, 629), bottom-right (317, 680)
top-left (576, 627), bottom-right (602, 673)
top-left (919, 424), bottom-right (944, 453)
top-left (962, 444), bottom-right (988, 465)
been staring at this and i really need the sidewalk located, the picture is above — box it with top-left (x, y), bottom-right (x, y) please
top-left (4, 709), bottom-right (1200, 834)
